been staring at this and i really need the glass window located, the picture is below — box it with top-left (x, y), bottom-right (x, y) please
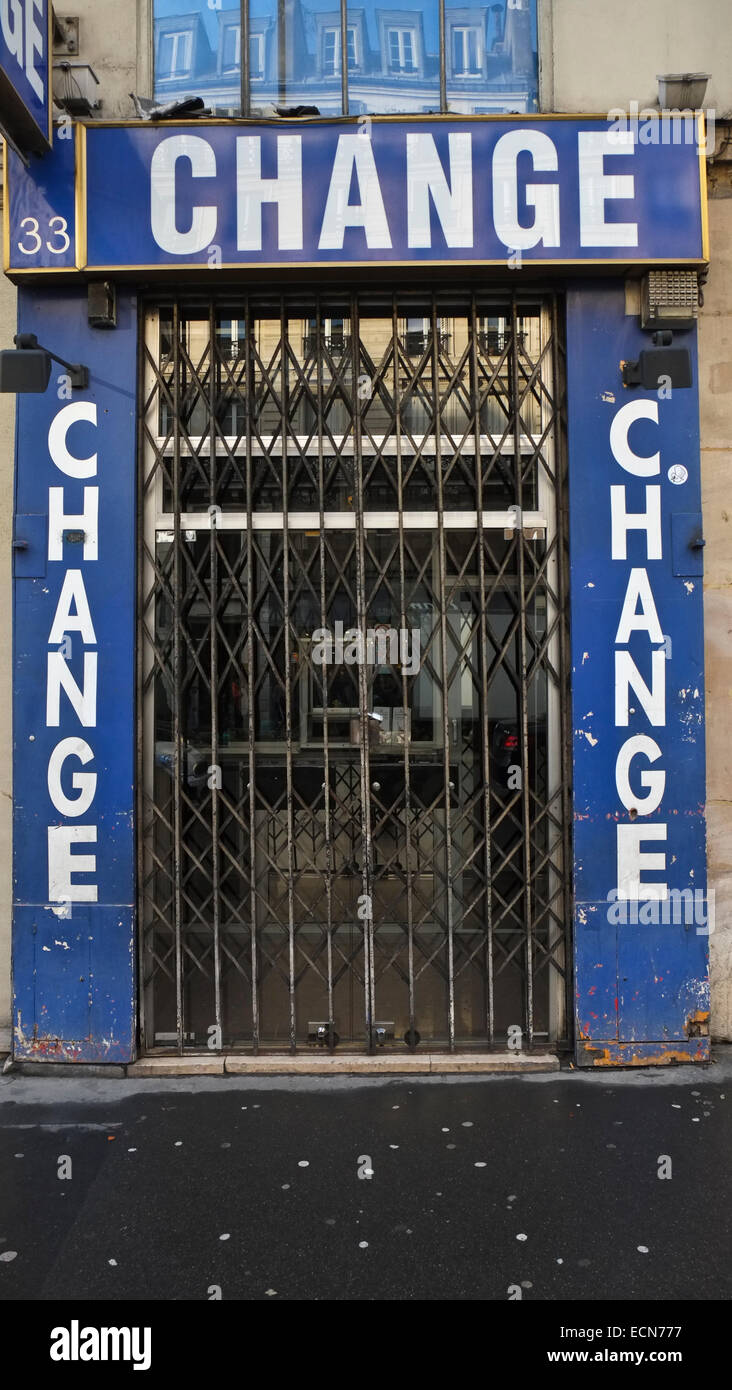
top-left (248, 0), bottom-right (343, 114)
top-left (153, 0), bottom-right (538, 115)
top-left (446, 0), bottom-right (538, 113)
top-left (348, 0), bottom-right (440, 113)
top-left (222, 21), bottom-right (241, 72)
top-left (153, 0), bottom-right (242, 111)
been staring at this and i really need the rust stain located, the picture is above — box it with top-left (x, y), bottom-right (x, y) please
top-left (580, 1041), bottom-right (710, 1067)
top-left (685, 1009), bottom-right (710, 1038)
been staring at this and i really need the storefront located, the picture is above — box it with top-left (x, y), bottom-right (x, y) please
top-left (5, 111), bottom-right (711, 1064)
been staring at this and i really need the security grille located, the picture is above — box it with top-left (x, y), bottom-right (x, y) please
top-left (138, 290), bottom-right (571, 1054)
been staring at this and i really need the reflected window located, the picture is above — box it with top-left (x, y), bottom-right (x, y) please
top-left (249, 31), bottom-right (265, 78)
top-left (222, 21), bottom-right (241, 72)
top-left (451, 25), bottom-right (481, 76)
top-left (159, 28), bottom-right (193, 78)
top-left (322, 25), bottom-right (358, 75)
top-left (387, 27), bottom-right (415, 72)
top-left (153, 0), bottom-right (538, 114)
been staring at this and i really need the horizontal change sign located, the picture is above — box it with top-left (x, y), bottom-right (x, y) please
top-left (5, 115), bottom-right (708, 275)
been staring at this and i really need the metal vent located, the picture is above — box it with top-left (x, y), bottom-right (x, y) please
top-left (641, 271), bottom-right (699, 330)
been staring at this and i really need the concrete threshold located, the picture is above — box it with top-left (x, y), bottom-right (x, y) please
top-left (127, 1052), bottom-right (560, 1077)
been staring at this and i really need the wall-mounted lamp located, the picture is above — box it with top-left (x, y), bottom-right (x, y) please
top-left (657, 72), bottom-right (710, 109)
top-left (0, 334), bottom-right (89, 394)
top-left (622, 331), bottom-right (693, 390)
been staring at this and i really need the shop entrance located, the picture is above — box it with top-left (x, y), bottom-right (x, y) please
top-left (139, 290), bottom-right (571, 1053)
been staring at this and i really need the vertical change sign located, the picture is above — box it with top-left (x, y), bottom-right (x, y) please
top-left (0, 0), bottom-right (53, 155)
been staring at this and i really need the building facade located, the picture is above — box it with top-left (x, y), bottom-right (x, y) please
top-left (1, 0), bottom-right (731, 1067)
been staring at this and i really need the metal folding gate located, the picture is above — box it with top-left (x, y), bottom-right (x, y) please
top-left (138, 290), bottom-right (571, 1054)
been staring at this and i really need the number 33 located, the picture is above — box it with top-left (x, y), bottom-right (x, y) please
top-left (17, 216), bottom-right (71, 257)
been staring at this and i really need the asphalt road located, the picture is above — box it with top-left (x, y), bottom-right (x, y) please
top-left (1, 1053), bottom-right (731, 1303)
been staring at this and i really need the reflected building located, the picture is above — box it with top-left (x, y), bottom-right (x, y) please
top-left (153, 0), bottom-right (538, 115)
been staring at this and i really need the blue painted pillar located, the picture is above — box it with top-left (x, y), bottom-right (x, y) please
top-left (566, 281), bottom-right (709, 1065)
top-left (12, 288), bottom-right (138, 1062)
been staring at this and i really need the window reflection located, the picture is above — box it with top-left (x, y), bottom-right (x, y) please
top-left (446, 0), bottom-right (537, 112)
top-left (153, 0), bottom-right (538, 113)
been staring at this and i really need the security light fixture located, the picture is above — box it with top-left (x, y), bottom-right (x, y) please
top-left (657, 73), bottom-right (710, 109)
top-left (0, 334), bottom-right (89, 394)
top-left (622, 332), bottom-right (693, 390)
top-left (88, 281), bottom-right (117, 329)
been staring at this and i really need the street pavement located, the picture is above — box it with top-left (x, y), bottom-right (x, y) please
top-left (1, 1052), bottom-right (731, 1302)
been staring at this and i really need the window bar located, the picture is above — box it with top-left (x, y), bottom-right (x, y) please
top-left (469, 293), bottom-right (495, 1045)
top-left (241, 0), bottom-right (250, 118)
top-left (315, 301), bottom-right (336, 1040)
top-left (244, 295), bottom-right (260, 1053)
top-left (510, 295), bottom-right (534, 1049)
top-left (430, 296), bottom-right (456, 1051)
top-left (172, 302), bottom-right (185, 1053)
top-left (279, 297), bottom-right (298, 1050)
top-left (340, 0), bottom-right (349, 115)
top-left (391, 296), bottom-right (417, 1048)
top-left (277, 0), bottom-right (287, 106)
top-left (438, 0), bottom-right (447, 112)
top-left (208, 303), bottom-right (223, 1050)
top-left (351, 294), bottom-right (376, 1050)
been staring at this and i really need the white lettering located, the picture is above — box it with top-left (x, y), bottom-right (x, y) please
top-left (236, 135), bottom-right (302, 251)
top-left (578, 129), bottom-right (638, 247)
top-left (48, 486), bottom-right (98, 562)
top-left (406, 132), bottom-right (473, 248)
top-left (610, 484), bottom-right (662, 560)
top-left (615, 735), bottom-right (666, 816)
top-left (616, 823), bottom-right (667, 900)
top-left (615, 568), bottom-right (664, 644)
top-left (614, 648), bottom-right (666, 726)
top-left (48, 738), bottom-right (97, 818)
top-left (48, 403), bottom-right (98, 479)
top-left (46, 652), bottom-right (98, 728)
top-left (492, 129), bottom-right (560, 250)
top-left (48, 570), bottom-right (97, 646)
top-left (150, 135), bottom-right (217, 255)
top-left (48, 825), bottom-right (98, 904)
top-left (609, 400), bottom-right (660, 476)
top-left (319, 135), bottom-right (391, 250)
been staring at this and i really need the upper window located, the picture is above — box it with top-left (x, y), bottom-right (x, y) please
top-left (222, 22), bottom-right (241, 73)
top-left (249, 31), bottom-right (265, 80)
top-left (158, 28), bottom-right (193, 79)
top-left (451, 25), bottom-right (481, 76)
top-left (387, 27), bottom-right (416, 73)
top-left (153, 0), bottom-right (538, 114)
top-left (321, 26), bottom-right (358, 76)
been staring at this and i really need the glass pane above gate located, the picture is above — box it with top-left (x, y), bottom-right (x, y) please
top-left (155, 301), bottom-right (545, 514)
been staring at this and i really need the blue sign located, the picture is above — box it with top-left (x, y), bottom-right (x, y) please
top-left (5, 115), bottom-right (708, 275)
top-left (0, 0), bottom-right (51, 153)
top-left (12, 288), bottom-right (138, 1062)
top-left (566, 282), bottom-right (709, 1065)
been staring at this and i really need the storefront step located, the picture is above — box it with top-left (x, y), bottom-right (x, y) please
top-left (127, 1053), bottom-right (560, 1077)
